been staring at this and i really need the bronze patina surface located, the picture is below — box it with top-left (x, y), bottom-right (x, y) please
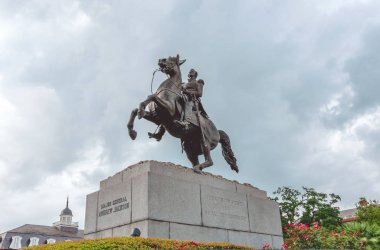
top-left (127, 55), bottom-right (238, 173)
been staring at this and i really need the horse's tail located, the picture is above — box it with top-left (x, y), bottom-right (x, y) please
top-left (218, 130), bottom-right (239, 173)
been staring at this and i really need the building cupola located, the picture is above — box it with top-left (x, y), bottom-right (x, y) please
top-left (60, 197), bottom-right (73, 218)
top-left (53, 197), bottom-right (78, 233)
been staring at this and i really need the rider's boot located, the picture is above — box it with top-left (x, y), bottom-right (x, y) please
top-left (148, 125), bottom-right (166, 141)
top-left (175, 101), bottom-right (191, 129)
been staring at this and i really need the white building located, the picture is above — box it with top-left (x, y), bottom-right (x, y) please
top-left (0, 198), bottom-right (83, 249)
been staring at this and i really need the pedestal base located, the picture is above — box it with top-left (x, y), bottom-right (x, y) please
top-left (84, 161), bottom-right (283, 249)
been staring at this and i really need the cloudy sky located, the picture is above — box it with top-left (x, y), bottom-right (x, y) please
top-left (1, 0), bottom-right (380, 232)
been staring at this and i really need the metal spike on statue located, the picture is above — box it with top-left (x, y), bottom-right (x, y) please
top-left (127, 55), bottom-right (238, 173)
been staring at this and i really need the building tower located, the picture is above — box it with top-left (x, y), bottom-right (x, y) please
top-left (53, 197), bottom-right (79, 233)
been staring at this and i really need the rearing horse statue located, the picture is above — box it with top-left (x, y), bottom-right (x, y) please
top-left (127, 55), bottom-right (238, 173)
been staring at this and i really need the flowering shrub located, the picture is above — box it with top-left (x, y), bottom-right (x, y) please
top-left (26, 237), bottom-right (254, 250)
top-left (339, 222), bottom-right (380, 249)
top-left (283, 222), bottom-right (366, 249)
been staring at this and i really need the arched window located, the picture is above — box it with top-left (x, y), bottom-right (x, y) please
top-left (29, 237), bottom-right (39, 246)
top-left (9, 235), bottom-right (22, 249)
top-left (46, 238), bottom-right (56, 244)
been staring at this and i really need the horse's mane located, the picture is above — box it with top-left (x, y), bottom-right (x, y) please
top-left (156, 78), bottom-right (181, 95)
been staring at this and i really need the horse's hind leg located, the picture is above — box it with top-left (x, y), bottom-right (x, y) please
top-left (127, 108), bottom-right (138, 140)
top-left (194, 143), bottom-right (213, 173)
top-left (184, 147), bottom-right (200, 167)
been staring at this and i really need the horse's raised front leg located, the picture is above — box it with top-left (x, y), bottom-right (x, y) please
top-left (138, 94), bottom-right (155, 119)
top-left (194, 143), bottom-right (213, 174)
top-left (127, 108), bottom-right (138, 140)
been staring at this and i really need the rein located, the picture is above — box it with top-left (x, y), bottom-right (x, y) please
top-left (155, 87), bottom-right (182, 97)
top-left (150, 61), bottom-right (182, 97)
top-left (150, 69), bottom-right (160, 94)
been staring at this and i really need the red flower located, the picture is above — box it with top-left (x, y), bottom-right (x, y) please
top-left (289, 223), bottom-right (294, 227)
top-left (189, 241), bottom-right (198, 246)
top-left (177, 243), bottom-right (187, 250)
top-left (282, 243), bottom-right (289, 249)
top-left (303, 235), bottom-right (309, 240)
top-left (262, 242), bottom-right (271, 249)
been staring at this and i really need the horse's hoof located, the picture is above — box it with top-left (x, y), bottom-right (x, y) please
top-left (137, 109), bottom-right (145, 119)
top-left (129, 130), bottom-right (137, 140)
top-left (148, 132), bottom-right (162, 141)
top-left (193, 166), bottom-right (202, 174)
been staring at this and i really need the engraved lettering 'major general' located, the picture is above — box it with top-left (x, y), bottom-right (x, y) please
top-left (100, 201), bottom-right (112, 209)
top-left (208, 195), bottom-right (245, 207)
top-left (113, 196), bottom-right (127, 205)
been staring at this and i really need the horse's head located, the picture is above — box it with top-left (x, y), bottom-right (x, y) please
top-left (158, 54), bottom-right (186, 77)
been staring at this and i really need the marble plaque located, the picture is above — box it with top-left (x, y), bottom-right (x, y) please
top-left (97, 179), bottom-right (132, 231)
top-left (201, 185), bottom-right (249, 231)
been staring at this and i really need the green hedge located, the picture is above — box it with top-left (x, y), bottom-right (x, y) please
top-left (26, 237), bottom-right (254, 250)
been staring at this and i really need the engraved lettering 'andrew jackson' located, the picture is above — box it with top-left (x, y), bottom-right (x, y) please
top-left (98, 196), bottom-right (129, 217)
top-left (205, 210), bottom-right (246, 221)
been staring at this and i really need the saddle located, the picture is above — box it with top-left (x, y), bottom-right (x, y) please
top-left (175, 98), bottom-right (209, 127)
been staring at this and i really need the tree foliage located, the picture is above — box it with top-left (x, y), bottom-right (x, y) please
top-left (271, 186), bottom-right (342, 228)
top-left (356, 198), bottom-right (380, 225)
top-left (270, 187), bottom-right (301, 226)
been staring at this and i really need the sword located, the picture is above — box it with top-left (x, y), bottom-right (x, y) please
top-left (192, 94), bottom-right (207, 155)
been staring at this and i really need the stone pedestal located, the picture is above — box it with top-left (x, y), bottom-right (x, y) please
top-left (84, 161), bottom-right (283, 249)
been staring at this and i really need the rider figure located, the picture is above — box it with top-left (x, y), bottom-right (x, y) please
top-left (175, 68), bottom-right (208, 129)
top-left (148, 68), bottom-right (208, 141)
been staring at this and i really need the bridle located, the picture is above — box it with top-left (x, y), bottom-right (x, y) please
top-left (150, 61), bottom-right (182, 97)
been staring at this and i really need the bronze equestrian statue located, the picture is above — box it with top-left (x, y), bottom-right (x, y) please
top-left (127, 55), bottom-right (238, 173)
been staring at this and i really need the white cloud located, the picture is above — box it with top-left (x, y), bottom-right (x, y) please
top-left (1, 142), bottom-right (109, 229)
top-left (0, 86), bottom-right (62, 175)
top-left (294, 108), bottom-right (380, 207)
